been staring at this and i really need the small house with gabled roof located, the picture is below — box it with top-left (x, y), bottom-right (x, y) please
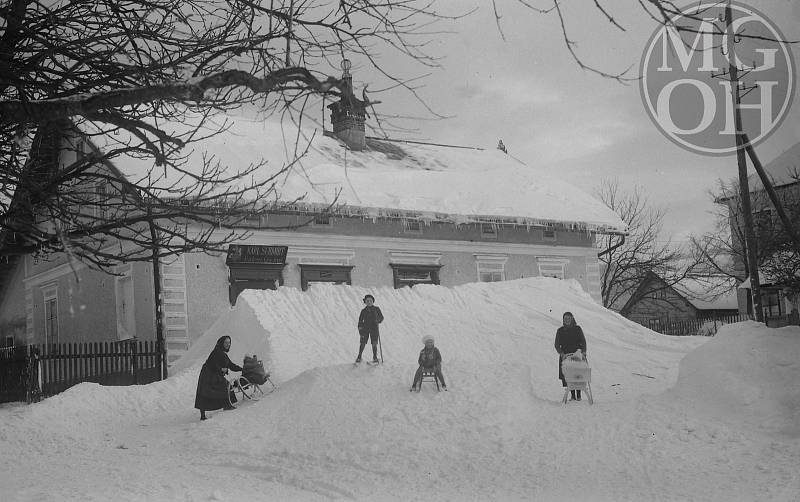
top-left (620, 271), bottom-right (739, 332)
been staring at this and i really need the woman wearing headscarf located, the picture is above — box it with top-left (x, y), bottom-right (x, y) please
top-left (194, 335), bottom-right (243, 420)
top-left (554, 312), bottom-right (587, 401)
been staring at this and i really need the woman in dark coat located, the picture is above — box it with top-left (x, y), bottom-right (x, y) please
top-left (194, 335), bottom-right (243, 420)
top-left (554, 312), bottom-right (587, 400)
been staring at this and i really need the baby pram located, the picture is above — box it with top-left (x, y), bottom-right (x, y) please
top-left (227, 354), bottom-right (276, 407)
top-left (561, 351), bottom-right (593, 405)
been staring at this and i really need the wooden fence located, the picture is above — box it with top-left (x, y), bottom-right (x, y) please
top-left (651, 313), bottom-right (751, 337)
top-left (764, 314), bottom-right (796, 328)
top-left (0, 340), bottom-right (165, 404)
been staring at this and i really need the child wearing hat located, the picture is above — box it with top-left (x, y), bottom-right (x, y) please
top-left (410, 335), bottom-right (446, 391)
top-left (241, 353), bottom-right (270, 385)
top-left (356, 294), bottom-right (384, 363)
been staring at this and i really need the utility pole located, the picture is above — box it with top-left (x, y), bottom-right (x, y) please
top-left (724, 1), bottom-right (763, 322)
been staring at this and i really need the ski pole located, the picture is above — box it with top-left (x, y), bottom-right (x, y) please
top-left (378, 334), bottom-right (384, 363)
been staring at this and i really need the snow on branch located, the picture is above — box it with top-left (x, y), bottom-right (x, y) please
top-left (0, 68), bottom-right (343, 126)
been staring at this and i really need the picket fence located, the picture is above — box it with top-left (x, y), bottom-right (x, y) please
top-left (650, 313), bottom-right (751, 337)
top-left (0, 340), bottom-right (165, 404)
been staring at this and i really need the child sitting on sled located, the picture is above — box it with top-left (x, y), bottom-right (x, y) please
top-left (242, 353), bottom-right (270, 385)
top-left (410, 335), bottom-right (447, 391)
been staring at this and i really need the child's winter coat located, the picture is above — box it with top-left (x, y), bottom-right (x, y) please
top-left (242, 355), bottom-right (269, 385)
top-left (418, 346), bottom-right (442, 369)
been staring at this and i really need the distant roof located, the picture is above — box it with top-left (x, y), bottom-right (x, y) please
top-left (673, 277), bottom-right (739, 311)
top-left (714, 142), bottom-right (800, 203)
top-left (619, 271), bottom-right (739, 314)
top-left (80, 114), bottom-right (627, 233)
top-left (751, 141), bottom-right (800, 189)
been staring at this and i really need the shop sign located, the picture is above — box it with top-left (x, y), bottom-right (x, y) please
top-left (226, 245), bottom-right (288, 265)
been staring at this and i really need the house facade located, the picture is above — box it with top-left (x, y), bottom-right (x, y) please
top-left (1, 75), bottom-right (627, 362)
top-left (4, 215), bottom-right (612, 362)
top-left (718, 142), bottom-right (800, 324)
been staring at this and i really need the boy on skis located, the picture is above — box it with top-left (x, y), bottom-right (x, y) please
top-left (356, 294), bottom-right (384, 363)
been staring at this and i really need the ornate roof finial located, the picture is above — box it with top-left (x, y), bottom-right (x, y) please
top-left (340, 58), bottom-right (353, 93)
top-left (340, 58), bottom-right (352, 77)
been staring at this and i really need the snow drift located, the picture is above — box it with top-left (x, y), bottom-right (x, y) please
top-left (668, 322), bottom-right (800, 437)
top-left (172, 277), bottom-right (705, 401)
top-left (1, 277), bottom-right (798, 502)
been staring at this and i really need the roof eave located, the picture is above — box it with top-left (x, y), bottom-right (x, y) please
top-left (271, 201), bottom-right (626, 234)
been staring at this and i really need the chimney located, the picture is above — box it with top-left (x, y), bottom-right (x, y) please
top-left (327, 59), bottom-right (366, 151)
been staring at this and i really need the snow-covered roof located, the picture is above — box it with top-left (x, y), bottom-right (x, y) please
top-left (673, 277), bottom-right (739, 311)
top-left (81, 113), bottom-right (627, 233)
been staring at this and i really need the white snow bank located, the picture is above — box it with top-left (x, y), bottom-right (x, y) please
top-left (3, 278), bottom-right (798, 501)
top-left (172, 277), bottom-right (706, 401)
top-left (0, 369), bottom-right (198, 456)
top-left (668, 321), bottom-right (800, 436)
top-left (170, 298), bottom-right (267, 376)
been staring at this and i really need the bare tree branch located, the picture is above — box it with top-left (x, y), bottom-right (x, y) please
top-left (0, 68), bottom-right (342, 125)
top-left (0, 0), bottom-right (461, 275)
top-left (495, 0), bottom-right (797, 83)
top-left (701, 178), bottom-right (800, 299)
top-left (595, 179), bottom-right (710, 311)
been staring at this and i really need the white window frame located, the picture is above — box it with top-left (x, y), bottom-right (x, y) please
top-left (388, 250), bottom-right (442, 288)
top-left (475, 254), bottom-right (507, 282)
top-left (289, 246), bottom-right (356, 292)
top-left (403, 218), bottom-right (422, 234)
top-left (390, 265), bottom-right (441, 288)
top-left (243, 213), bottom-right (262, 227)
top-left (537, 257), bottom-right (569, 280)
top-left (42, 284), bottom-right (59, 345)
top-left (312, 213), bottom-right (333, 226)
top-left (388, 250), bottom-right (441, 266)
top-left (290, 246), bottom-right (355, 266)
top-left (299, 265), bottom-right (353, 291)
top-left (480, 223), bottom-right (498, 240)
top-left (542, 228), bottom-right (557, 241)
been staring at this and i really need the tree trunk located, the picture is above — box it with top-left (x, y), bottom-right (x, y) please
top-left (148, 213), bottom-right (167, 379)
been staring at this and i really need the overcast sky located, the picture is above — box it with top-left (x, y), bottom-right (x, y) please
top-left (303, 1), bottom-right (800, 245)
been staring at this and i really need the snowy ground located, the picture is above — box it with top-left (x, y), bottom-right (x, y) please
top-left (1, 278), bottom-right (798, 501)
